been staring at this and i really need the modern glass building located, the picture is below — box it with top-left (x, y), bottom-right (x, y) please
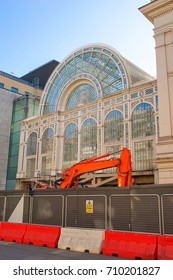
top-left (16, 44), bottom-right (158, 188)
top-left (6, 95), bottom-right (40, 189)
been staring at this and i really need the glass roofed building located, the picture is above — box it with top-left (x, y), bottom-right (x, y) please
top-left (16, 43), bottom-right (158, 188)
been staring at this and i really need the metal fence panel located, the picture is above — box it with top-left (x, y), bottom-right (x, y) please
top-left (23, 195), bottom-right (31, 223)
top-left (161, 194), bottom-right (173, 235)
top-left (0, 196), bottom-right (5, 221)
top-left (5, 196), bottom-right (23, 222)
top-left (131, 194), bottom-right (161, 234)
top-left (32, 195), bottom-right (64, 226)
top-left (66, 195), bottom-right (107, 229)
top-left (109, 194), bottom-right (131, 231)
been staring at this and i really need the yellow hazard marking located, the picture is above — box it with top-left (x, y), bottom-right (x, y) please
top-left (86, 200), bottom-right (93, 213)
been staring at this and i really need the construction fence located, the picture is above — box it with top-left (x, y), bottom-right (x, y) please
top-left (0, 184), bottom-right (173, 235)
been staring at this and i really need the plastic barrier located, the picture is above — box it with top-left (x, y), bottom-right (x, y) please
top-left (157, 235), bottom-right (173, 260)
top-left (58, 228), bottom-right (104, 254)
top-left (102, 231), bottom-right (157, 260)
top-left (23, 224), bottom-right (61, 248)
top-left (0, 222), bottom-right (27, 243)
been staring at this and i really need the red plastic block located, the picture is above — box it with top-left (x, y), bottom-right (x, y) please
top-left (0, 222), bottom-right (27, 243)
top-left (102, 231), bottom-right (157, 260)
top-left (23, 224), bottom-right (61, 248)
top-left (157, 235), bottom-right (173, 260)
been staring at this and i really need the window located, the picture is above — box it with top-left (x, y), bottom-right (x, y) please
top-left (63, 123), bottom-right (78, 168)
top-left (41, 128), bottom-right (54, 175)
top-left (104, 110), bottom-right (124, 143)
top-left (80, 118), bottom-right (97, 160)
top-left (0, 83), bottom-right (4, 88)
top-left (27, 132), bottom-right (37, 155)
top-left (134, 140), bottom-right (154, 171)
top-left (42, 128), bottom-right (54, 153)
top-left (11, 87), bottom-right (18, 93)
top-left (66, 84), bottom-right (98, 110)
top-left (132, 103), bottom-right (155, 138)
top-left (26, 158), bottom-right (35, 178)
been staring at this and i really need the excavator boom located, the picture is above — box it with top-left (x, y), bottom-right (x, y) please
top-left (59, 147), bottom-right (132, 188)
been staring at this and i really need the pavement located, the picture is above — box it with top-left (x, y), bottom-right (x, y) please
top-left (0, 241), bottom-right (121, 260)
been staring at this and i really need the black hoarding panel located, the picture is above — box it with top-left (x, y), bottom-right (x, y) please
top-left (23, 196), bottom-right (30, 223)
top-left (109, 194), bottom-right (131, 231)
top-left (32, 195), bottom-right (64, 226)
top-left (161, 194), bottom-right (173, 235)
top-left (65, 196), bottom-right (78, 227)
top-left (131, 194), bottom-right (161, 234)
top-left (66, 194), bottom-right (106, 229)
top-left (5, 196), bottom-right (22, 221)
top-left (0, 196), bottom-right (5, 221)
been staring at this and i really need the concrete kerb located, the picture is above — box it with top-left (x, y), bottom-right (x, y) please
top-left (58, 227), bottom-right (104, 254)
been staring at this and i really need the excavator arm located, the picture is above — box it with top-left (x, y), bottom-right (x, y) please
top-left (59, 147), bottom-right (132, 188)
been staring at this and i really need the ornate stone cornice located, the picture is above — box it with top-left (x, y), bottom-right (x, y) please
top-left (139, 0), bottom-right (173, 24)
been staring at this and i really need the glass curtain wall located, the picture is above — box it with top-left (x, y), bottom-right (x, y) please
top-left (6, 98), bottom-right (25, 189)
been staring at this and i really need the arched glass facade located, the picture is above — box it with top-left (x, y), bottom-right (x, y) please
top-left (104, 110), bottom-right (124, 143)
top-left (41, 128), bottom-right (54, 174)
top-left (63, 123), bottom-right (78, 168)
top-left (80, 118), bottom-right (97, 160)
top-left (17, 44), bottom-right (158, 187)
top-left (41, 46), bottom-right (128, 115)
top-left (132, 103), bottom-right (155, 138)
top-left (66, 84), bottom-right (98, 110)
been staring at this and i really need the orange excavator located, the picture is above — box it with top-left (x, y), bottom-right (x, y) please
top-left (55, 147), bottom-right (132, 188)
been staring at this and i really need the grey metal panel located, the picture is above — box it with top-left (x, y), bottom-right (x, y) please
top-left (109, 195), bottom-right (131, 231)
top-left (161, 194), bottom-right (173, 235)
top-left (0, 196), bottom-right (5, 221)
top-left (23, 195), bottom-right (31, 223)
top-left (65, 195), bottom-right (78, 227)
top-left (32, 195), bottom-right (64, 226)
top-left (5, 196), bottom-right (22, 221)
top-left (131, 194), bottom-right (161, 234)
top-left (66, 195), bottom-right (107, 229)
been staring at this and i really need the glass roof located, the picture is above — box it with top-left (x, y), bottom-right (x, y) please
top-left (40, 44), bottom-right (154, 115)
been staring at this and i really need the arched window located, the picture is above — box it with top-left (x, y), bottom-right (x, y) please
top-left (41, 128), bottom-right (54, 175)
top-left (80, 118), bottom-right (97, 160)
top-left (66, 84), bottom-right (98, 110)
top-left (27, 132), bottom-right (37, 155)
top-left (132, 103), bottom-right (155, 138)
top-left (104, 110), bottom-right (124, 143)
top-left (63, 123), bottom-right (78, 168)
top-left (26, 132), bottom-right (37, 178)
top-left (42, 128), bottom-right (54, 153)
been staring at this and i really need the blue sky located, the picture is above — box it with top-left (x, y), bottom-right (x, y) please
top-left (0, 0), bottom-right (156, 77)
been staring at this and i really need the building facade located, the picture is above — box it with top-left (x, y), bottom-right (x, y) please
top-left (0, 71), bottom-right (43, 190)
top-left (1, 0), bottom-right (173, 189)
top-left (140, 0), bottom-right (173, 183)
top-left (16, 44), bottom-right (159, 188)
